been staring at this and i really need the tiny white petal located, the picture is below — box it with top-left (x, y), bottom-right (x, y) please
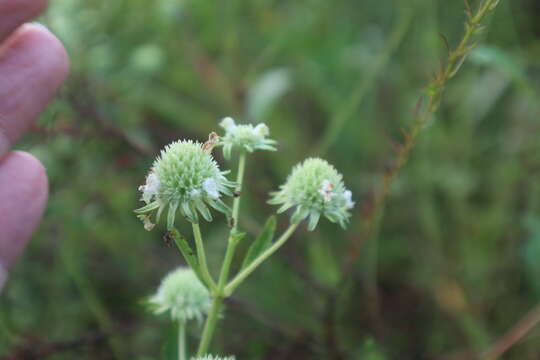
top-left (319, 179), bottom-right (334, 203)
top-left (343, 190), bottom-right (355, 209)
top-left (253, 123), bottom-right (269, 136)
top-left (140, 172), bottom-right (160, 203)
top-left (203, 178), bottom-right (220, 199)
top-left (220, 117), bottom-right (237, 132)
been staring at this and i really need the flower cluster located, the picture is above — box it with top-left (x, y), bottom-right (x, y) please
top-left (148, 268), bottom-right (212, 323)
top-left (135, 140), bottom-right (235, 229)
top-left (269, 158), bottom-right (354, 230)
top-left (192, 356), bottom-right (235, 360)
top-left (219, 117), bottom-right (276, 159)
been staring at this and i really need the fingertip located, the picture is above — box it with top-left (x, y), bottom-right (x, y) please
top-left (17, 23), bottom-right (70, 84)
top-left (0, 151), bottom-right (49, 270)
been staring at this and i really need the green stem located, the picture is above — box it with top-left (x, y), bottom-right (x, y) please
top-left (218, 153), bottom-right (246, 290)
top-left (231, 153), bottom-right (246, 232)
top-left (224, 223), bottom-right (298, 296)
top-left (192, 223), bottom-right (217, 291)
top-left (196, 295), bottom-right (224, 356)
top-left (196, 153), bottom-right (247, 355)
top-left (178, 321), bottom-right (186, 360)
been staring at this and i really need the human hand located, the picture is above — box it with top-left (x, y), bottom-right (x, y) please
top-left (0, 0), bottom-right (68, 292)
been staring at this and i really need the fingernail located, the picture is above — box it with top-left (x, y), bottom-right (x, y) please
top-left (0, 263), bottom-right (7, 294)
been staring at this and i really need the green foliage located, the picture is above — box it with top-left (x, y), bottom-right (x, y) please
top-left (240, 216), bottom-right (276, 270)
top-left (3, 0), bottom-right (540, 358)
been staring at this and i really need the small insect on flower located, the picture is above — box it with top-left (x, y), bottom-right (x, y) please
top-left (135, 140), bottom-right (235, 230)
top-left (219, 117), bottom-right (277, 159)
top-left (269, 158), bottom-right (354, 231)
top-left (191, 356), bottom-right (236, 360)
top-left (148, 267), bottom-right (212, 323)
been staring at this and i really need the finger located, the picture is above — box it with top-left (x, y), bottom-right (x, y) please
top-left (0, 151), bottom-right (48, 291)
top-left (0, 23), bottom-right (69, 157)
top-left (0, 0), bottom-right (48, 41)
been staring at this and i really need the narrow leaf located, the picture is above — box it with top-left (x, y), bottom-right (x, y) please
top-left (241, 216), bottom-right (277, 270)
top-left (169, 229), bottom-right (207, 288)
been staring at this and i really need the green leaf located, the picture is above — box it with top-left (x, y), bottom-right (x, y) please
top-left (169, 229), bottom-right (207, 288)
top-left (241, 216), bottom-right (277, 270)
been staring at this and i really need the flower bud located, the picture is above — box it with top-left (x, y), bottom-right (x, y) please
top-left (269, 158), bottom-right (354, 230)
top-left (148, 268), bottom-right (212, 323)
top-left (219, 117), bottom-right (276, 159)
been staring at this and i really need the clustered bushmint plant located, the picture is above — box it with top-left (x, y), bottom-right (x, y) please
top-left (135, 117), bottom-right (353, 359)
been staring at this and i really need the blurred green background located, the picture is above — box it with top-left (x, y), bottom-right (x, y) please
top-left (2, 0), bottom-right (540, 358)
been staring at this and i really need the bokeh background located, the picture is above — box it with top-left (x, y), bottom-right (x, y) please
top-left (2, 0), bottom-right (540, 359)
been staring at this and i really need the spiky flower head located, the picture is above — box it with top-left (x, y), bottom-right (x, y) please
top-left (269, 158), bottom-right (354, 231)
top-left (219, 117), bottom-right (277, 159)
top-left (148, 268), bottom-right (211, 322)
top-left (192, 356), bottom-right (236, 360)
top-left (135, 139), bottom-right (235, 229)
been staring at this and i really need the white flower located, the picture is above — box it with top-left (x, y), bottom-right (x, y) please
top-left (219, 117), bottom-right (276, 159)
top-left (139, 172), bottom-right (160, 204)
top-left (318, 179), bottom-right (334, 203)
top-left (192, 356), bottom-right (235, 360)
top-left (269, 158), bottom-right (353, 230)
top-left (203, 178), bottom-right (220, 199)
top-left (134, 140), bottom-right (235, 229)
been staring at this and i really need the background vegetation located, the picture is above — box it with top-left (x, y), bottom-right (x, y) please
top-left (2, 0), bottom-right (540, 358)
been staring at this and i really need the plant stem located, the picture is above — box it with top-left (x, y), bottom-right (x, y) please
top-left (192, 223), bottom-right (217, 291)
top-left (178, 321), bottom-right (186, 360)
top-left (480, 302), bottom-right (540, 359)
top-left (196, 294), bottom-right (224, 356)
top-left (225, 223), bottom-right (298, 296)
top-left (218, 153), bottom-right (246, 290)
top-left (196, 153), bottom-right (247, 355)
top-left (231, 153), bottom-right (246, 232)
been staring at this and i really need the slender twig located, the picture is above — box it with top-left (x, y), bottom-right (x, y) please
top-left (480, 302), bottom-right (540, 359)
top-left (341, 0), bottom-right (502, 283)
top-left (322, 0), bottom-right (502, 353)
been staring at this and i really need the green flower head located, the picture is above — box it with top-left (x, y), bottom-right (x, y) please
top-left (269, 158), bottom-right (354, 231)
top-left (219, 117), bottom-right (276, 159)
top-left (135, 139), bottom-right (235, 229)
top-left (148, 268), bottom-right (212, 322)
top-left (192, 356), bottom-right (236, 360)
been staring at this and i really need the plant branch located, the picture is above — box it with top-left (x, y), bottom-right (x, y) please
top-left (480, 302), bottom-right (540, 359)
top-left (224, 223), bottom-right (299, 296)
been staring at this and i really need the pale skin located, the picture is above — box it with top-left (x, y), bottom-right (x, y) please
top-left (0, 0), bottom-right (69, 290)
